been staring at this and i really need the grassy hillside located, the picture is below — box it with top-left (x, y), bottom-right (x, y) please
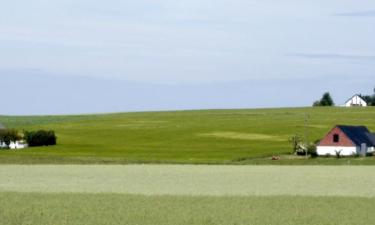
top-left (1, 107), bottom-right (375, 164)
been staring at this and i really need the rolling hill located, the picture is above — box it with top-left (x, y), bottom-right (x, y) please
top-left (1, 107), bottom-right (375, 164)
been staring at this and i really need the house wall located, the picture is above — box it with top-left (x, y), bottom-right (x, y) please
top-left (317, 146), bottom-right (358, 156)
top-left (317, 146), bottom-right (374, 156)
top-left (8, 141), bottom-right (28, 149)
top-left (317, 127), bottom-right (358, 156)
top-left (345, 95), bottom-right (367, 107)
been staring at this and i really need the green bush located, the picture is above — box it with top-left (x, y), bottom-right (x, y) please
top-left (307, 144), bottom-right (317, 158)
top-left (334, 150), bottom-right (342, 159)
top-left (24, 130), bottom-right (57, 147)
top-left (290, 135), bottom-right (317, 157)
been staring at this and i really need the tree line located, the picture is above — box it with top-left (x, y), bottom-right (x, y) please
top-left (313, 87), bottom-right (375, 107)
top-left (0, 129), bottom-right (57, 148)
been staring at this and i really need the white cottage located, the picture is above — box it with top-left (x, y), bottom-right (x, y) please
top-left (0, 141), bottom-right (28, 149)
top-left (317, 125), bottom-right (375, 156)
top-left (0, 123), bottom-right (28, 149)
top-left (345, 94), bottom-right (367, 107)
top-left (8, 141), bottom-right (28, 149)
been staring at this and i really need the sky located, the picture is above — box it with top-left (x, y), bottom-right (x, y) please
top-left (0, 0), bottom-right (374, 115)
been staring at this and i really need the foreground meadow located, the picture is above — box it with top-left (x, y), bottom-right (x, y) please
top-left (1, 107), bottom-right (375, 164)
top-left (2, 193), bottom-right (374, 225)
top-left (1, 165), bottom-right (375, 196)
top-left (1, 165), bottom-right (375, 225)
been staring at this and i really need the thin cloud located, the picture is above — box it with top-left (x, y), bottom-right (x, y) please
top-left (335, 10), bottom-right (375, 17)
top-left (289, 53), bottom-right (375, 61)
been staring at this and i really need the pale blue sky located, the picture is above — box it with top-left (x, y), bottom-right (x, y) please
top-left (0, 0), bottom-right (374, 114)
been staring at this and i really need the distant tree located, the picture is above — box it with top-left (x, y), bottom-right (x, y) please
top-left (359, 86), bottom-right (375, 106)
top-left (320, 92), bottom-right (334, 106)
top-left (312, 101), bottom-right (321, 107)
top-left (360, 94), bottom-right (373, 106)
top-left (24, 130), bottom-right (57, 147)
top-left (313, 92), bottom-right (334, 106)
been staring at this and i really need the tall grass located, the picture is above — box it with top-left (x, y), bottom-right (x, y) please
top-left (1, 192), bottom-right (374, 225)
top-left (1, 165), bottom-right (375, 197)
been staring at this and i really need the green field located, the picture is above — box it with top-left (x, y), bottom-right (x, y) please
top-left (2, 107), bottom-right (375, 225)
top-left (4, 193), bottom-right (375, 225)
top-left (1, 165), bottom-right (375, 225)
top-left (2, 165), bottom-right (375, 196)
top-left (0, 107), bottom-right (375, 164)
top-left (1, 107), bottom-right (375, 164)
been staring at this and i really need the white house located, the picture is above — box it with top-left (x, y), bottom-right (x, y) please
top-left (317, 125), bottom-right (375, 156)
top-left (8, 141), bottom-right (28, 149)
top-left (1, 141), bottom-right (28, 149)
top-left (0, 123), bottom-right (28, 149)
top-left (345, 94), bottom-right (367, 107)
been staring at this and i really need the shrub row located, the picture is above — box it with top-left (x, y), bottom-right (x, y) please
top-left (24, 130), bottom-right (57, 147)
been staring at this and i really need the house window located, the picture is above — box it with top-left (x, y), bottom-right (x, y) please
top-left (333, 134), bottom-right (340, 143)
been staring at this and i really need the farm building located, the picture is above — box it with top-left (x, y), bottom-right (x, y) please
top-left (345, 94), bottom-right (367, 107)
top-left (0, 123), bottom-right (28, 149)
top-left (8, 141), bottom-right (28, 149)
top-left (317, 125), bottom-right (375, 156)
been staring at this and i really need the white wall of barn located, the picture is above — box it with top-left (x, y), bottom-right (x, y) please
top-left (1, 141), bottom-right (28, 149)
top-left (345, 95), bottom-right (367, 107)
top-left (317, 146), bottom-right (374, 156)
top-left (317, 146), bottom-right (358, 156)
top-left (9, 141), bottom-right (28, 149)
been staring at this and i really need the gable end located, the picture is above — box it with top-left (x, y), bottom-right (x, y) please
top-left (318, 126), bottom-right (356, 147)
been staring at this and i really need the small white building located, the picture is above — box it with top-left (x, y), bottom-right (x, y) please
top-left (9, 141), bottom-right (28, 149)
top-left (0, 123), bottom-right (28, 149)
top-left (1, 141), bottom-right (28, 149)
top-left (345, 94), bottom-right (367, 107)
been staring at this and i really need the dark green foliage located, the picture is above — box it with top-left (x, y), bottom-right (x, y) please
top-left (0, 129), bottom-right (22, 146)
top-left (313, 92), bottom-right (334, 106)
top-left (334, 150), bottom-right (342, 159)
top-left (24, 130), bottom-right (57, 147)
top-left (307, 143), bottom-right (317, 157)
top-left (358, 86), bottom-right (375, 106)
top-left (312, 101), bottom-right (321, 107)
top-left (360, 94), bottom-right (375, 106)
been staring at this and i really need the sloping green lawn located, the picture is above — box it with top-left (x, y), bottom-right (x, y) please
top-left (1, 107), bottom-right (375, 164)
